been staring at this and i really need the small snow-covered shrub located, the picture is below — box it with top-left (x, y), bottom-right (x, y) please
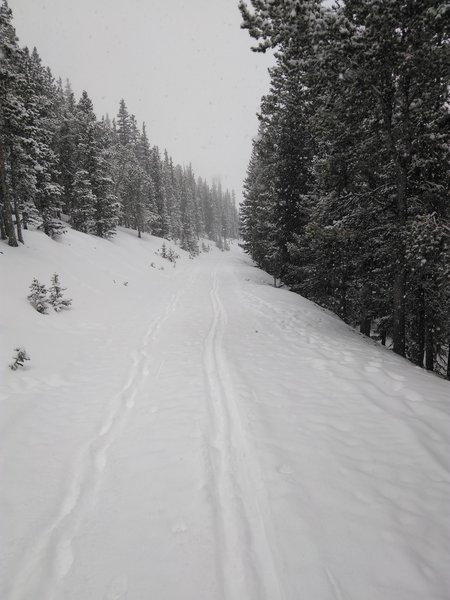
top-left (9, 347), bottom-right (30, 370)
top-left (156, 244), bottom-right (179, 264)
top-left (27, 278), bottom-right (48, 314)
top-left (166, 247), bottom-right (179, 263)
top-left (48, 273), bottom-right (72, 311)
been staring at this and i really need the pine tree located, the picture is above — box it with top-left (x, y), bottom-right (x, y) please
top-left (28, 48), bottom-right (65, 237)
top-left (149, 146), bottom-right (169, 237)
top-left (116, 98), bottom-right (131, 146)
top-left (9, 347), bottom-right (30, 370)
top-left (112, 103), bottom-right (156, 238)
top-left (93, 117), bottom-right (120, 238)
top-left (48, 273), bottom-right (72, 311)
top-left (56, 79), bottom-right (78, 216)
top-left (27, 278), bottom-right (48, 313)
top-left (161, 150), bottom-right (177, 239)
top-left (179, 165), bottom-right (199, 255)
top-left (0, 0), bottom-right (20, 246)
top-left (71, 169), bottom-right (96, 232)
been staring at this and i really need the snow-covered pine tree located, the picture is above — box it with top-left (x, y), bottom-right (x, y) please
top-left (112, 102), bottom-right (156, 238)
top-left (0, 0), bottom-right (20, 247)
top-left (240, 130), bottom-right (278, 274)
top-left (27, 278), bottom-right (48, 313)
top-left (9, 347), bottom-right (30, 370)
top-left (134, 122), bottom-right (157, 233)
top-left (71, 169), bottom-right (96, 232)
top-left (178, 165), bottom-right (199, 256)
top-left (27, 48), bottom-right (65, 237)
top-left (48, 273), bottom-right (72, 311)
top-left (93, 116), bottom-right (120, 238)
top-left (56, 80), bottom-right (78, 217)
top-left (116, 98), bottom-right (131, 146)
top-left (68, 91), bottom-right (97, 233)
top-left (149, 146), bottom-right (170, 238)
top-left (163, 150), bottom-right (180, 240)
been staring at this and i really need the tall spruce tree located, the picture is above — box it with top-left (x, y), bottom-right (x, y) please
top-left (0, 0), bottom-right (20, 246)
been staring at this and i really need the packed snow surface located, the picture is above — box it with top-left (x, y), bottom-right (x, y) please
top-left (1, 228), bottom-right (449, 600)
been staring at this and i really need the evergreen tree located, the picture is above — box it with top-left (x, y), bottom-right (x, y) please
top-left (9, 347), bottom-right (30, 370)
top-left (93, 117), bottom-right (120, 238)
top-left (48, 273), bottom-right (72, 311)
top-left (163, 150), bottom-right (181, 239)
top-left (56, 80), bottom-right (77, 216)
top-left (149, 146), bottom-right (169, 237)
top-left (0, 0), bottom-right (21, 246)
top-left (71, 169), bottom-right (96, 232)
top-left (28, 48), bottom-right (65, 237)
top-left (27, 278), bottom-right (48, 314)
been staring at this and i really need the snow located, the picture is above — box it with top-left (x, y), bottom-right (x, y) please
top-left (1, 228), bottom-right (449, 600)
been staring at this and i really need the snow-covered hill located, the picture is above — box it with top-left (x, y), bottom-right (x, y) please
top-left (1, 228), bottom-right (449, 600)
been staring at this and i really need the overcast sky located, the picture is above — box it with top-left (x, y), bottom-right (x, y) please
top-left (8, 0), bottom-right (274, 202)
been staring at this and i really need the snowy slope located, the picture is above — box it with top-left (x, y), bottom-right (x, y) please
top-left (1, 228), bottom-right (449, 600)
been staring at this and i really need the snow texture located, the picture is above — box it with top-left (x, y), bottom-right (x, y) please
top-left (1, 228), bottom-right (449, 600)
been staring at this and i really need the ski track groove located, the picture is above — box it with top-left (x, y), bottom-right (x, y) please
top-left (8, 272), bottom-right (196, 600)
top-left (202, 269), bottom-right (286, 600)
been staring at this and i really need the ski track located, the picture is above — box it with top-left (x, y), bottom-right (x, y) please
top-left (201, 269), bottom-right (286, 600)
top-left (8, 272), bottom-right (196, 600)
top-left (230, 268), bottom-right (347, 600)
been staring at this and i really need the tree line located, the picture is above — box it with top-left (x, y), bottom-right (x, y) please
top-left (0, 0), bottom-right (239, 255)
top-left (239, 0), bottom-right (450, 378)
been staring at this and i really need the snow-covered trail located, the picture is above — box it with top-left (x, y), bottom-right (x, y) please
top-left (201, 269), bottom-right (285, 600)
top-left (1, 234), bottom-right (449, 600)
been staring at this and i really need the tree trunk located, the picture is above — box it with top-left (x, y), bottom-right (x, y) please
top-left (392, 269), bottom-right (406, 356)
top-left (10, 154), bottom-right (24, 243)
top-left (379, 94), bottom-right (408, 358)
top-left (381, 330), bottom-right (387, 346)
top-left (414, 287), bottom-right (425, 367)
top-left (0, 210), bottom-right (6, 240)
top-left (360, 296), bottom-right (371, 336)
top-left (360, 315), bottom-right (371, 337)
top-left (424, 323), bottom-right (434, 371)
top-left (13, 196), bottom-right (24, 244)
top-left (447, 344), bottom-right (450, 381)
top-left (340, 275), bottom-right (348, 322)
top-left (0, 144), bottom-right (18, 247)
top-left (359, 283), bottom-right (371, 337)
top-left (392, 159), bottom-right (408, 356)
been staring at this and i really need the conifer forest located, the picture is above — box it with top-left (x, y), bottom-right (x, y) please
top-left (239, 0), bottom-right (450, 377)
top-left (0, 1), bottom-right (239, 256)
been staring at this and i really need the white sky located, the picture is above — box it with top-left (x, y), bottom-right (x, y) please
top-left (8, 0), bottom-right (273, 202)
